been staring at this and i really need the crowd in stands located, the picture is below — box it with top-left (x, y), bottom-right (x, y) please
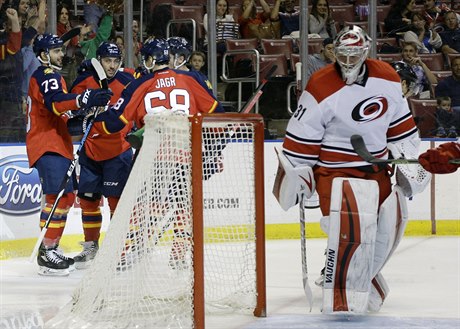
top-left (0, 0), bottom-right (459, 143)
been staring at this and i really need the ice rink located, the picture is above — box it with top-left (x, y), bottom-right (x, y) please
top-left (1, 236), bottom-right (459, 329)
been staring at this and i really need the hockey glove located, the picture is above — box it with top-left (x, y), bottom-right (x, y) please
top-left (419, 142), bottom-right (460, 174)
top-left (77, 88), bottom-right (113, 108)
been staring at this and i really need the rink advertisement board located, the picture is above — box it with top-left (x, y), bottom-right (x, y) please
top-left (0, 141), bottom-right (459, 242)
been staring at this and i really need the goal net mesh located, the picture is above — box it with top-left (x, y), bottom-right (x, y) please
top-left (47, 112), bottom-right (264, 328)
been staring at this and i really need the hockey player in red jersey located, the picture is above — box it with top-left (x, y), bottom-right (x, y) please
top-left (94, 38), bottom-right (223, 132)
top-left (94, 38), bottom-right (224, 269)
top-left (272, 26), bottom-right (430, 314)
top-left (69, 42), bottom-right (135, 269)
top-left (27, 34), bottom-right (112, 276)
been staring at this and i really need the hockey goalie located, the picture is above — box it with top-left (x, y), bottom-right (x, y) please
top-left (272, 26), bottom-right (431, 314)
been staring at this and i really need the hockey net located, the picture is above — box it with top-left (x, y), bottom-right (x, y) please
top-left (47, 112), bottom-right (266, 329)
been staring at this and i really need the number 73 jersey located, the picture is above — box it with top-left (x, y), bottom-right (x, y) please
top-left (96, 67), bottom-right (223, 133)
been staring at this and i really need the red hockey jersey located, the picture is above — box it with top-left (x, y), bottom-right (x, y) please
top-left (94, 67), bottom-right (223, 134)
top-left (26, 66), bottom-right (82, 167)
top-left (71, 69), bottom-right (134, 161)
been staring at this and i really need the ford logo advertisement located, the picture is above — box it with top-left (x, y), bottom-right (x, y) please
top-left (0, 155), bottom-right (41, 216)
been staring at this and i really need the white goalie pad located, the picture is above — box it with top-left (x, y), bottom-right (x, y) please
top-left (322, 178), bottom-right (379, 315)
top-left (272, 147), bottom-right (315, 211)
top-left (372, 185), bottom-right (408, 277)
top-left (387, 137), bottom-right (431, 197)
top-left (368, 272), bottom-right (389, 312)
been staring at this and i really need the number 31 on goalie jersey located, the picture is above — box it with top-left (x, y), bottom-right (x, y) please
top-left (144, 89), bottom-right (190, 114)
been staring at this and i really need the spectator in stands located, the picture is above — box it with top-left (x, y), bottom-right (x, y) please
top-left (439, 11), bottom-right (460, 54)
top-left (435, 56), bottom-right (460, 107)
top-left (308, 0), bottom-right (336, 39)
top-left (384, 0), bottom-right (416, 35)
top-left (13, 0), bottom-right (29, 27)
top-left (238, 0), bottom-right (280, 39)
top-left (79, 12), bottom-right (113, 62)
top-left (190, 50), bottom-right (206, 73)
top-left (275, 0), bottom-right (300, 38)
top-left (203, 0), bottom-right (239, 55)
top-left (0, 6), bottom-right (25, 142)
top-left (434, 96), bottom-right (457, 137)
top-left (132, 19), bottom-right (141, 68)
top-left (423, 0), bottom-right (449, 28)
top-left (83, 0), bottom-right (105, 34)
top-left (401, 42), bottom-right (438, 98)
top-left (20, 17), bottom-right (40, 98)
top-left (403, 12), bottom-right (442, 53)
top-left (306, 37), bottom-right (335, 80)
top-left (57, 3), bottom-right (80, 88)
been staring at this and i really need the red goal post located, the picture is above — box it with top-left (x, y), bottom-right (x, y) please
top-left (48, 112), bottom-right (266, 329)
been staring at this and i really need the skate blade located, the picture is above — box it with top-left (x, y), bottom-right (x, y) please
top-left (38, 266), bottom-right (70, 277)
top-left (74, 260), bottom-right (92, 270)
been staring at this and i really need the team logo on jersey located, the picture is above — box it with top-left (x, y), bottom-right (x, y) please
top-left (44, 68), bottom-right (54, 75)
top-left (351, 96), bottom-right (388, 123)
top-left (0, 155), bottom-right (41, 215)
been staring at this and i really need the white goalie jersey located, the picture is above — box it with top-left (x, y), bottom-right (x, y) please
top-left (283, 59), bottom-right (420, 168)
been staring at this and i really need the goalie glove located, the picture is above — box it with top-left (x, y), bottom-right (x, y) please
top-left (388, 137), bottom-right (431, 197)
top-left (77, 88), bottom-right (113, 109)
top-left (272, 147), bottom-right (315, 211)
top-left (419, 142), bottom-right (460, 174)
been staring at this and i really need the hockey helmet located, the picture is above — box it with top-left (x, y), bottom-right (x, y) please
top-left (334, 25), bottom-right (371, 85)
top-left (33, 33), bottom-right (64, 55)
top-left (96, 41), bottom-right (122, 59)
top-left (140, 38), bottom-right (170, 64)
top-left (167, 36), bottom-right (192, 59)
top-left (390, 61), bottom-right (420, 97)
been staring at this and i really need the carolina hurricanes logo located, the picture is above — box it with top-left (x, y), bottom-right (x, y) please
top-left (351, 96), bottom-right (388, 123)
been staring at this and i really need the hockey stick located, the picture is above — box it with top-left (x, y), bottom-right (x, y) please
top-left (238, 64), bottom-right (278, 114)
top-left (29, 59), bottom-right (108, 262)
top-left (60, 27), bottom-right (81, 43)
top-left (351, 134), bottom-right (460, 165)
top-left (300, 195), bottom-right (313, 311)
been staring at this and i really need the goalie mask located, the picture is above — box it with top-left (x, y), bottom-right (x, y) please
top-left (334, 25), bottom-right (371, 85)
top-left (140, 38), bottom-right (170, 71)
top-left (33, 33), bottom-right (64, 70)
top-left (390, 61), bottom-right (420, 98)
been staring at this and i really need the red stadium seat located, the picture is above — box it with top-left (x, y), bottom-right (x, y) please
top-left (376, 37), bottom-right (399, 53)
top-left (376, 53), bottom-right (403, 64)
top-left (252, 54), bottom-right (290, 81)
top-left (330, 5), bottom-right (356, 26)
top-left (225, 38), bottom-right (259, 63)
top-left (170, 5), bottom-right (205, 40)
top-left (432, 70), bottom-right (452, 82)
top-left (418, 53), bottom-right (446, 71)
top-left (261, 38), bottom-right (294, 60)
top-left (408, 99), bottom-right (437, 138)
top-left (447, 53), bottom-right (460, 69)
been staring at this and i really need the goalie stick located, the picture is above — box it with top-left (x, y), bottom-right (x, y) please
top-left (238, 64), bottom-right (278, 114)
top-left (299, 196), bottom-right (313, 312)
top-left (351, 135), bottom-right (460, 165)
top-left (29, 58), bottom-right (108, 262)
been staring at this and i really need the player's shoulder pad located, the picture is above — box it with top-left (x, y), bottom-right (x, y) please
top-left (71, 70), bottom-right (94, 90)
top-left (367, 58), bottom-right (400, 83)
top-left (177, 69), bottom-right (213, 90)
top-left (115, 70), bottom-right (136, 84)
top-left (306, 64), bottom-right (343, 104)
top-left (32, 66), bottom-right (61, 81)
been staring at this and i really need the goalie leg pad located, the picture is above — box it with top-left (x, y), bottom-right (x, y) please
top-left (322, 178), bottom-right (379, 315)
top-left (372, 185), bottom-right (408, 277)
top-left (368, 272), bottom-right (389, 312)
top-left (272, 147), bottom-right (315, 211)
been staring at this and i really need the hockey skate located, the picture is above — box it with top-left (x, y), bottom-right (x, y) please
top-left (37, 245), bottom-right (70, 276)
top-left (168, 239), bottom-right (190, 270)
top-left (74, 241), bottom-right (99, 269)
